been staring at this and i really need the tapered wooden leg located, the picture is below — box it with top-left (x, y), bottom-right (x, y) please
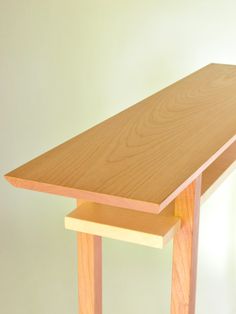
top-left (171, 176), bottom-right (202, 314)
top-left (77, 233), bottom-right (102, 314)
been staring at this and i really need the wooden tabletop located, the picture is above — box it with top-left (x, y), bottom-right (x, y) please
top-left (5, 63), bottom-right (236, 213)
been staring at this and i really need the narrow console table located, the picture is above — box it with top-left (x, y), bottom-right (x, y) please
top-left (5, 63), bottom-right (236, 314)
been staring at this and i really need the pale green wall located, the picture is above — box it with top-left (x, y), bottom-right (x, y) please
top-left (1, 1), bottom-right (236, 313)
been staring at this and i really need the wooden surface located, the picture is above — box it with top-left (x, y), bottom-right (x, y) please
top-left (171, 177), bottom-right (201, 314)
top-left (65, 202), bottom-right (180, 248)
top-left (77, 232), bottom-right (102, 314)
top-left (201, 141), bottom-right (236, 200)
top-left (5, 63), bottom-right (236, 213)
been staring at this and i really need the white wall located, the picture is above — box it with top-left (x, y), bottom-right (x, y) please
top-left (1, 1), bottom-right (236, 313)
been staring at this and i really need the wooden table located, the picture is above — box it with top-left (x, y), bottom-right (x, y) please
top-left (5, 63), bottom-right (236, 314)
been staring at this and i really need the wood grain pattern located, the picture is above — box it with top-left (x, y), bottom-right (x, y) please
top-left (5, 63), bottom-right (236, 213)
top-left (77, 232), bottom-right (102, 314)
top-left (171, 176), bottom-right (201, 314)
top-left (65, 202), bottom-right (180, 248)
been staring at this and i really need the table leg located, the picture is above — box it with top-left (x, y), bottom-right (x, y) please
top-left (77, 233), bottom-right (102, 314)
top-left (171, 176), bottom-right (202, 314)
